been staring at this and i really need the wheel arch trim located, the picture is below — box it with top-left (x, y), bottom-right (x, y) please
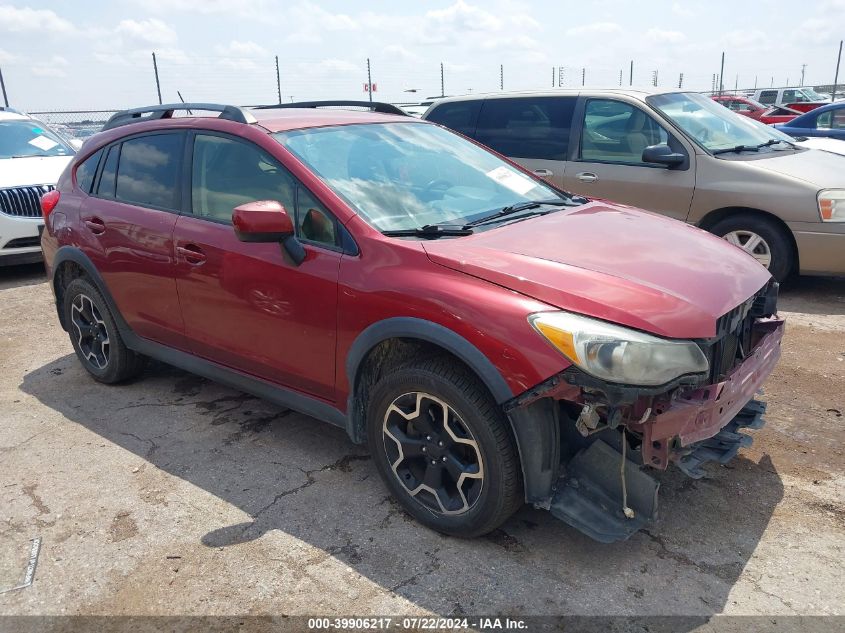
top-left (51, 247), bottom-right (130, 333)
top-left (345, 317), bottom-right (514, 406)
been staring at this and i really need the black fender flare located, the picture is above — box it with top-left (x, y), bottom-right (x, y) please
top-left (345, 317), bottom-right (513, 406)
top-left (345, 317), bottom-right (558, 502)
top-left (51, 246), bottom-right (130, 333)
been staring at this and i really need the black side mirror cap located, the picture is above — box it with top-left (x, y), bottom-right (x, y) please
top-left (642, 144), bottom-right (686, 168)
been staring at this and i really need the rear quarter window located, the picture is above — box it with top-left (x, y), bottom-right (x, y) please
top-left (75, 149), bottom-right (103, 194)
top-left (424, 100), bottom-right (481, 136)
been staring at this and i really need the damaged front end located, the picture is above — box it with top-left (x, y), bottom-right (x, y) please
top-left (505, 282), bottom-right (784, 543)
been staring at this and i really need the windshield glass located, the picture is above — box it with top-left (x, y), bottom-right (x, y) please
top-left (648, 92), bottom-right (788, 153)
top-left (0, 118), bottom-right (73, 159)
top-left (800, 88), bottom-right (825, 101)
top-left (274, 122), bottom-right (569, 232)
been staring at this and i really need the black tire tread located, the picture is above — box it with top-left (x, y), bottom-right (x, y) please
top-left (64, 277), bottom-right (147, 384)
top-left (368, 354), bottom-right (523, 537)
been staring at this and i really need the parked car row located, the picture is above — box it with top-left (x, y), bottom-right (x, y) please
top-left (0, 86), bottom-right (839, 543)
top-left (40, 101), bottom-right (784, 543)
top-left (423, 89), bottom-right (845, 280)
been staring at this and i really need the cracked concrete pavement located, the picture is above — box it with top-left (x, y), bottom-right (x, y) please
top-left (1, 263), bottom-right (843, 618)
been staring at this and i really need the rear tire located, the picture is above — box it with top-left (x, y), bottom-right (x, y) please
top-left (709, 213), bottom-right (794, 282)
top-left (366, 356), bottom-right (523, 537)
top-left (63, 277), bottom-right (146, 383)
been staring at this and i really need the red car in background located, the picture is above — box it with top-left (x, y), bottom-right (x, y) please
top-left (711, 95), bottom-right (798, 124)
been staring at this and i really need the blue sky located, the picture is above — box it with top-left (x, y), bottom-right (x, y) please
top-left (1, 0), bottom-right (843, 110)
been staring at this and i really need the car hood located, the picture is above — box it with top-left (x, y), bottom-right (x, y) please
top-left (746, 147), bottom-right (845, 187)
top-left (422, 202), bottom-right (771, 339)
top-left (0, 155), bottom-right (73, 188)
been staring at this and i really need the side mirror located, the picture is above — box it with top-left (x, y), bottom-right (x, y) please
top-left (232, 200), bottom-right (305, 265)
top-left (642, 144), bottom-right (686, 168)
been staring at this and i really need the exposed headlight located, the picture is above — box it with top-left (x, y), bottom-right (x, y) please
top-left (818, 189), bottom-right (845, 222)
top-left (529, 311), bottom-right (709, 386)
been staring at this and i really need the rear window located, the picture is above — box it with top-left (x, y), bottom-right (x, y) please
top-left (425, 100), bottom-right (481, 136)
top-left (114, 134), bottom-right (182, 210)
top-left (474, 97), bottom-right (576, 160)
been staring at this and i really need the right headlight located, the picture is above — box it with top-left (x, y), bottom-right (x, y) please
top-left (818, 189), bottom-right (845, 222)
top-left (529, 311), bottom-right (709, 386)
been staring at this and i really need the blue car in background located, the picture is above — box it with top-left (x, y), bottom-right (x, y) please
top-left (774, 102), bottom-right (845, 140)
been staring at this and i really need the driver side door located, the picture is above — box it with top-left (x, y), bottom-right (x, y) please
top-left (563, 98), bottom-right (696, 221)
top-left (172, 131), bottom-right (343, 401)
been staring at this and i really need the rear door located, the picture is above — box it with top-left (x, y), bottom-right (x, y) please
top-left (172, 131), bottom-right (342, 400)
top-left (80, 132), bottom-right (186, 349)
top-left (562, 98), bottom-right (695, 221)
top-left (472, 96), bottom-right (577, 188)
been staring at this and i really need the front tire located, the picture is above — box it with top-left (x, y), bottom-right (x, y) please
top-left (709, 213), bottom-right (794, 281)
top-left (367, 357), bottom-right (523, 537)
top-left (63, 277), bottom-right (146, 383)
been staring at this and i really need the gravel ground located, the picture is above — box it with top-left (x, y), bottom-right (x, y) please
top-left (0, 263), bottom-right (843, 620)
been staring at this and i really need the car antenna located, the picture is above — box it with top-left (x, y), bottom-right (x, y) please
top-left (177, 91), bottom-right (192, 115)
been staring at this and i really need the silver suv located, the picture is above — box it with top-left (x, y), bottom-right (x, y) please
top-left (423, 89), bottom-right (845, 280)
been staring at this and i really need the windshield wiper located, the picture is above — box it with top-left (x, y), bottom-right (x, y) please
top-left (712, 139), bottom-right (789, 155)
top-left (382, 224), bottom-right (473, 238)
top-left (465, 199), bottom-right (569, 228)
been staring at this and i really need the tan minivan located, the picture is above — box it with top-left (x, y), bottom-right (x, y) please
top-left (423, 89), bottom-right (845, 280)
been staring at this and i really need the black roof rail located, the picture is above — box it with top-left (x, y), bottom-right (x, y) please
top-left (102, 103), bottom-right (257, 131)
top-left (255, 100), bottom-right (408, 116)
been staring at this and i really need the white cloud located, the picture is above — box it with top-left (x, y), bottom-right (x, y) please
top-left (0, 48), bottom-right (16, 63)
top-left (722, 28), bottom-right (768, 51)
top-left (284, 2), bottom-right (359, 44)
top-left (0, 5), bottom-right (74, 33)
top-left (213, 40), bottom-right (269, 70)
top-left (115, 18), bottom-right (178, 46)
top-left (646, 28), bottom-right (686, 44)
top-left (31, 55), bottom-right (69, 77)
top-left (131, 0), bottom-right (268, 15)
top-left (795, 6), bottom-right (845, 45)
top-left (417, 1), bottom-right (538, 46)
top-left (215, 40), bottom-right (269, 58)
top-left (565, 22), bottom-right (623, 37)
top-left (671, 2), bottom-right (696, 17)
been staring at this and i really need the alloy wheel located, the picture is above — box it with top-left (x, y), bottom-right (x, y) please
top-left (723, 230), bottom-right (772, 268)
top-left (71, 294), bottom-right (110, 370)
top-left (382, 392), bottom-right (484, 515)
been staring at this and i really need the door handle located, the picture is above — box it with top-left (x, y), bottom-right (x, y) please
top-left (83, 217), bottom-right (106, 235)
top-left (533, 168), bottom-right (554, 177)
top-left (575, 172), bottom-right (598, 183)
top-left (176, 244), bottom-right (207, 265)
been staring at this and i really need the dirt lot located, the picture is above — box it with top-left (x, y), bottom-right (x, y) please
top-left (1, 263), bottom-right (843, 620)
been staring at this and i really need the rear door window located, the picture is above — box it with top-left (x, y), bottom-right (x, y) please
top-left (114, 134), bottom-right (183, 210)
top-left (425, 100), bottom-right (481, 136)
top-left (758, 90), bottom-right (777, 105)
top-left (580, 99), bottom-right (669, 165)
top-left (474, 97), bottom-right (576, 160)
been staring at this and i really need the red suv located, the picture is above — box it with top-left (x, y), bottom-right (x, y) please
top-left (41, 102), bottom-right (784, 543)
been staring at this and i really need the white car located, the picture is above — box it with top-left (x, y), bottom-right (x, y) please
top-left (0, 108), bottom-right (76, 265)
top-left (795, 136), bottom-right (845, 156)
